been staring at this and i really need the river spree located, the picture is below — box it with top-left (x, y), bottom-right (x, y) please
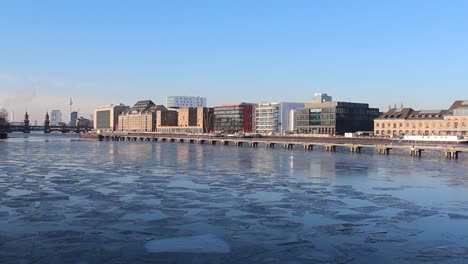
top-left (1, 133), bottom-right (468, 263)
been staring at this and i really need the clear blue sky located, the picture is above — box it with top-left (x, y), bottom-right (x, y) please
top-left (0, 0), bottom-right (467, 122)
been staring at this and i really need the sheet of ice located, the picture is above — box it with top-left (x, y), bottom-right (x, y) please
top-left (145, 234), bottom-right (231, 253)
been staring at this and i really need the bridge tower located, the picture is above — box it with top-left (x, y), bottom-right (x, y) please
top-left (24, 111), bottom-right (31, 133)
top-left (44, 112), bottom-right (50, 134)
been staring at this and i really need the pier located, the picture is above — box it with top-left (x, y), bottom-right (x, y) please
top-left (95, 132), bottom-right (467, 160)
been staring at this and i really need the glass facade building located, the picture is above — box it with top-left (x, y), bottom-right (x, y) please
top-left (255, 103), bottom-right (279, 134)
top-left (255, 102), bottom-right (305, 135)
top-left (297, 102), bottom-right (379, 135)
top-left (214, 103), bottom-right (254, 133)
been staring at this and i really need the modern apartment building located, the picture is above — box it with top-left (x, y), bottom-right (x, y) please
top-left (118, 100), bottom-right (167, 132)
top-left (213, 103), bottom-right (255, 134)
top-left (296, 101), bottom-right (379, 135)
top-left (254, 102), bottom-right (305, 135)
top-left (156, 107), bottom-right (214, 134)
top-left (94, 103), bottom-right (129, 131)
top-left (374, 100), bottom-right (468, 137)
top-left (166, 96), bottom-right (207, 109)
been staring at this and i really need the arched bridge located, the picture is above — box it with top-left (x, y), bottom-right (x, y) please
top-left (1, 123), bottom-right (91, 134)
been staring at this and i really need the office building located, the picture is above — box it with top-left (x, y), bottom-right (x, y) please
top-left (296, 101), bottom-right (379, 135)
top-left (50, 110), bottom-right (62, 126)
top-left (77, 117), bottom-right (93, 129)
top-left (94, 103), bottom-right (129, 131)
top-left (214, 103), bottom-right (255, 134)
top-left (254, 102), bottom-right (305, 135)
top-left (156, 107), bottom-right (214, 134)
top-left (166, 96), bottom-right (207, 109)
top-left (374, 100), bottom-right (468, 137)
top-left (70, 111), bottom-right (78, 126)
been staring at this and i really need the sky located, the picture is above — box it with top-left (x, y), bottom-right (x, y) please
top-left (0, 0), bottom-right (467, 123)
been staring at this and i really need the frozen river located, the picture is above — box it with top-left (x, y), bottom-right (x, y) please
top-left (1, 133), bottom-right (468, 263)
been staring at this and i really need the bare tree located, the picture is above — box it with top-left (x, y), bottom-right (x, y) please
top-left (0, 108), bottom-right (8, 125)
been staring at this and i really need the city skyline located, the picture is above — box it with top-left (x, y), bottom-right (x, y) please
top-left (1, 0), bottom-right (467, 122)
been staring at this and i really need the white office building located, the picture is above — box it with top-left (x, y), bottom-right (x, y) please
top-left (166, 96), bottom-right (207, 109)
top-left (255, 102), bottom-right (305, 135)
top-left (50, 110), bottom-right (62, 126)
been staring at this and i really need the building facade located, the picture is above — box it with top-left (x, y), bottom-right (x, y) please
top-left (50, 110), bottom-right (62, 126)
top-left (166, 96), bottom-right (207, 109)
top-left (94, 103), bottom-right (129, 131)
top-left (254, 102), bottom-right (305, 135)
top-left (156, 110), bottom-right (178, 127)
top-left (156, 107), bottom-right (214, 134)
top-left (296, 101), bottom-right (379, 135)
top-left (213, 103), bottom-right (254, 134)
top-left (77, 117), bottom-right (93, 129)
top-left (70, 111), bottom-right (78, 126)
top-left (374, 100), bottom-right (468, 137)
top-left (118, 100), bottom-right (167, 132)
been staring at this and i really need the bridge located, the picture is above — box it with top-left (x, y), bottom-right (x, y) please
top-left (0, 111), bottom-right (91, 134)
top-left (3, 124), bottom-right (91, 134)
top-left (97, 132), bottom-right (467, 160)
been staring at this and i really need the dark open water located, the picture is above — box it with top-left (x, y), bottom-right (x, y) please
top-left (1, 133), bottom-right (468, 263)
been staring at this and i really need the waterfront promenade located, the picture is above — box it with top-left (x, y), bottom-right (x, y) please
top-left (94, 132), bottom-right (467, 160)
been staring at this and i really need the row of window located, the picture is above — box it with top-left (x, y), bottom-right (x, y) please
top-left (376, 121), bottom-right (467, 129)
top-left (376, 130), bottom-right (467, 136)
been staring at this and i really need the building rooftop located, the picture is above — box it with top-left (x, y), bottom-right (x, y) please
top-left (215, 103), bottom-right (255, 108)
top-left (123, 100), bottom-right (167, 115)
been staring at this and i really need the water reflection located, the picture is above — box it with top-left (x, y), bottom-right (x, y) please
top-left (0, 135), bottom-right (468, 263)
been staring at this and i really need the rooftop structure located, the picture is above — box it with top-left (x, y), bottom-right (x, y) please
top-left (311, 93), bottom-right (332, 104)
top-left (166, 96), bottom-right (207, 109)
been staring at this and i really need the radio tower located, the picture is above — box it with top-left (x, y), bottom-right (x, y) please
top-left (69, 97), bottom-right (73, 124)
